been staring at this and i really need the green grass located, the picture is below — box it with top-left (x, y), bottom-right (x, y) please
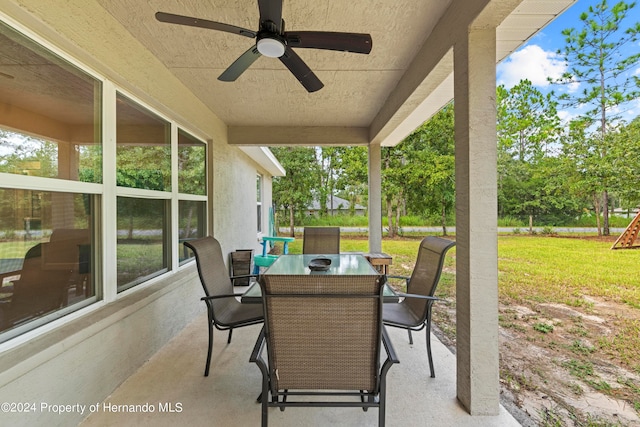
top-left (496, 236), bottom-right (640, 309)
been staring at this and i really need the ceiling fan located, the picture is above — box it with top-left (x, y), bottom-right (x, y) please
top-left (155, 0), bottom-right (372, 93)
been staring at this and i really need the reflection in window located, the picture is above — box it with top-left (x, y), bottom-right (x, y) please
top-left (0, 188), bottom-right (97, 340)
top-left (116, 93), bottom-right (170, 191)
top-left (178, 200), bottom-right (206, 264)
top-left (178, 130), bottom-right (206, 195)
top-left (0, 21), bottom-right (102, 182)
top-left (117, 197), bottom-right (169, 291)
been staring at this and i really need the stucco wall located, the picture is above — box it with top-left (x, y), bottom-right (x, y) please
top-left (0, 267), bottom-right (201, 427)
top-left (0, 1), bottom-right (271, 424)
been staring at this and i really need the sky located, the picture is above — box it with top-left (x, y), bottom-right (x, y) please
top-left (496, 0), bottom-right (640, 124)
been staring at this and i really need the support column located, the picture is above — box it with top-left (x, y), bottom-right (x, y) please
top-left (454, 27), bottom-right (499, 415)
top-left (368, 142), bottom-right (382, 253)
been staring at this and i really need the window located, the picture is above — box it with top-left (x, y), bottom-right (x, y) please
top-left (0, 19), bottom-right (208, 342)
top-left (178, 130), bottom-right (207, 263)
top-left (0, 21), bottom-right (101, 342)
top-left (115, 95), bottom-right (171, 292)
top-left (0, 22), bottom-right (102, 183)
top-left (257, 174), bottom-right (263, 233)
top-left (178, 200), bottom-right (206, 264)
top-left (0, 189), bottom-right (97, 338)
top-left (116, 197), bottom-right (169, 291)
top-left (116, 93), bottom-right (170, 191)
top-left (178, 130), bottom-right (206, 195)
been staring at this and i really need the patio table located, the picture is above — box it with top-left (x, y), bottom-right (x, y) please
top-left (241, 254), bottom-right (399, 303)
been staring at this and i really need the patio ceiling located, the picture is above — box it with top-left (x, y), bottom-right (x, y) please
top-left (93, 0), bottom-right (575, 147)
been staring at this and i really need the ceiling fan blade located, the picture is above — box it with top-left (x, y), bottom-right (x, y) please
top-left (258, 0), bottom-right (283, 33)
top-left (285, 31), bottom-right (372, 54)
top-left (218, 47), bottom-right (262, 82)
top-left (279, 47), bottom-right (323, 93)
top-left (155, 12), bottom-right (256, 38)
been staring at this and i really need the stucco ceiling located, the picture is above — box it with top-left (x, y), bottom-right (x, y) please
top-left (94, 0), bottom-right (575, 146)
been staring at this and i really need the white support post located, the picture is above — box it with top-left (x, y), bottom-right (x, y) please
top-left (454, 27), bottom-right (500, 415)
top-left (368, 142), bottom-right (382, 253)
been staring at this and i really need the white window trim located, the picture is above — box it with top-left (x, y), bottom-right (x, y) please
top-left (0, 17), bottom-right (210, 345)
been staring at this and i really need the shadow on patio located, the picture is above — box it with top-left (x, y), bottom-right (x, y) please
top-left (80, 313), bottom-right (520, 427)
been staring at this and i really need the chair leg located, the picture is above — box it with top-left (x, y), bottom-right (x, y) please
top-left (407, 329), bottom-right (413, 345)
top-left (426, 319), bottom-right (435, 378)
top-left (261, 377), bottom-right (269, 427)
top-left (204, 319), bottom-right (213, 377)
top-left (379, 386), bottom-right (386, 427)
top-left (228, 328), bottom-right (233, 344)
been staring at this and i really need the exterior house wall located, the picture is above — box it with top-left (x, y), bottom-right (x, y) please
top-left (0, 2), bottom-right (272, 425)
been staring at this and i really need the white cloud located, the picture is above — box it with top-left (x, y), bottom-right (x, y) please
top-left (497, 45), bottom-right (567, 89)
top-left (557, 110), bottom-right (575, 124)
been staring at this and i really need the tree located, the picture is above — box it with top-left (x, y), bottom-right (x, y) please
top-left (552, 0), bottom-right (640, 235)
top-left (270, 147), bottom-right (319, 236)
top-left (381, 145), bottom-right (407, 237)
top-left (497, 80), bottom-right (561, 162)
top-left (317, 147), bottom-right (344, 217)
top-left (402, 103), bottom-right (456, 235)
top-left (496, 80), bottom-right (579, 228)
top-left (337, 147), bottom-right (368, 216)
top-left (608, 117), bottom-right (640, 209)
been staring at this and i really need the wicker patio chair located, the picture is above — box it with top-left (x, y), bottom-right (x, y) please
top-left (383, 236), bottom-right (455, 378)
top-left (302, 226), bottom-right (340, 254)
top-left (184, 236), bottom-right (263, 377)
top-left (250, 273), bottom-right (398, 426)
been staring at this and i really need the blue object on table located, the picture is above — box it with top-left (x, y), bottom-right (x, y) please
top-left (252, 236), bottom-right (296, 274)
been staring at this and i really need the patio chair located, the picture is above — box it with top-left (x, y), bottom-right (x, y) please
top-left (251, 273), bottom-right (398, 426)
top-left (383, 236), bottom-right (455, 378)
top-left (184, 236), bottom-right (264, 377)
top-left (2, 242), bottom-right (73, 329)
top-left (302, 226), bottom-right (340, 254)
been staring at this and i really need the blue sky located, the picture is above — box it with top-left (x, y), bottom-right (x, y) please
top-left (496, 0), bottom-right (640, 123)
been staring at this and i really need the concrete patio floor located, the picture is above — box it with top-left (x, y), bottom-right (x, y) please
top-left (79, 312), bottom-right (521, 427)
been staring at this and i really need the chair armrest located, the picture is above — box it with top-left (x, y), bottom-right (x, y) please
top-left (230, 273), bottom-right (259, 280)
top-left (249, 326), bottom-right (267, 363)
top-left (201, 293), bottom-right (245, 301)
top-left (381, 326), bottom-right (399, 364)
top-left (386, 275), bottom-right (410, 286)
top-left (394, 292), bottom-right (442, 301)
top-left (386, 275), bottom-right (409, 281)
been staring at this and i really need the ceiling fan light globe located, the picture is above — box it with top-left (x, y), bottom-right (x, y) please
top-left (257, 38), bottom-right (285, 58)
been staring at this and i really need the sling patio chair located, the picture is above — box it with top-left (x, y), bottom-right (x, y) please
top-left (184, 236), bottom-right (264, 377)
top-left (383, 236), bottom-right (455, 378)
top-left (250, 273), bottom-right (398, 426)
top-left (302, 226), bottom-right (340, 254)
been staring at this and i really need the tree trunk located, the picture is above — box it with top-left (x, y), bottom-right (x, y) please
top-left (183, 206), bottom-right (194, 238)
top-left (288, 205), bottom-right (295, 237)
top-left (594, 194), bottom-right (602, 237)
top-left (441, 201), bottom-right (448, 236)
top-left (128, 214), bottom-right (134, 240)
top-left (602, 189), bottom-right (610, 236)
top-left (529, 215), bottom-right (533, 234)
top-left (386, 199), bottom-right (395, 238)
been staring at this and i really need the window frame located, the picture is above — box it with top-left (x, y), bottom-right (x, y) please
top-left (0, 17), bottom-right (209, 344)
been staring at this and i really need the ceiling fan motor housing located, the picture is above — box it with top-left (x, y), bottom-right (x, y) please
top-left (256, 32), bottom-right (286, 57)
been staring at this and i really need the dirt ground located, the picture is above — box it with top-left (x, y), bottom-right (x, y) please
top-left (430, 236), bottom-right (640, 427)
